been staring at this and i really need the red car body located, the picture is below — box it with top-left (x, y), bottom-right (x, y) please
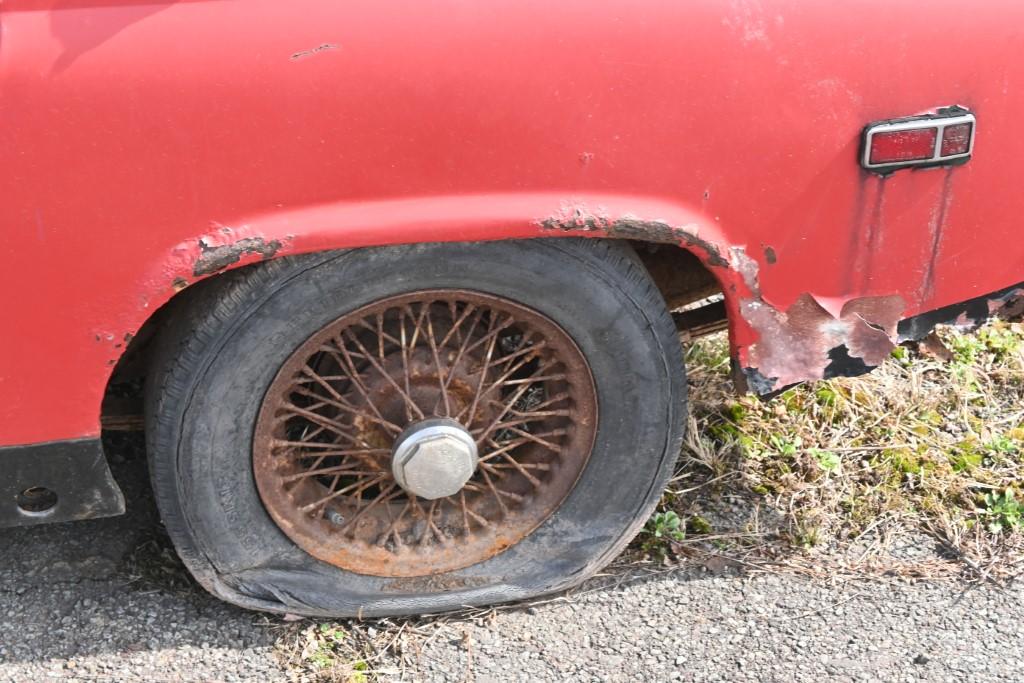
top-left (2, 1), bottom-right (1022, 524)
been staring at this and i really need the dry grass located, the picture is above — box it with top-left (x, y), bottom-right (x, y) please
top-left (639, 319), bottom-right (1024, 582)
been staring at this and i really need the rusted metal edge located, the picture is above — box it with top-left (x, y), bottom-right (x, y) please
top-left (896, 280), bottom-right (1024, 341)
top-left (537, 205), bottom-right (729, 268)
top-left (736, 293), bottom-right (906, 395)
top-left (739, 280), bottom-right (1024, 397)
top-left (193, 236), bottom-right (282, 277)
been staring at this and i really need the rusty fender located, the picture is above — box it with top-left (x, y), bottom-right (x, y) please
top-left (539, 202), bottom-right (1024, 397)
top-left (897, 281), bottom-right (1024, 342)
top-left (725, 246), bottom-right (909, 394)
top-left (538, 203), bottom-right (912, 396)
top-left (738, 294), bottom-right (906, 394)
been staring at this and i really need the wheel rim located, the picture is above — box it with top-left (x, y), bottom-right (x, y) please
top-left (253, 290), bottom-right (598, 577)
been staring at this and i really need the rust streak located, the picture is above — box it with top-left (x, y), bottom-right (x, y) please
top-left (918, 167), bottom-right (956, 303)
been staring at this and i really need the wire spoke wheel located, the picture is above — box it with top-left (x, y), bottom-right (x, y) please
top-left (253, 290), bottom-right (598, 576)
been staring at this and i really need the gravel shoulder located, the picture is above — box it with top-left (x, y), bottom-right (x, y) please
top-left (0, 446), bottom-right (1020, 682)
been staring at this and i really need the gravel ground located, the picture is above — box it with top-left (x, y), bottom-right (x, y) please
top-left (0, 442), bottom-right (1020, 682)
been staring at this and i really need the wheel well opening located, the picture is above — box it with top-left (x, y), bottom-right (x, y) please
top-left (628, 241), bottom-right (727, 340)
top-left (99, 313), bottom-right (163, 434)
top-left (99, 267), bottom-right (239, 433)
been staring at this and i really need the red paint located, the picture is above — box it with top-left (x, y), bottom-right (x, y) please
top-left (1, 1), bottom-right (1023, 446)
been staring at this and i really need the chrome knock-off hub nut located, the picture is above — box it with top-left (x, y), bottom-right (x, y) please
top-left (391, 418), bottom-right (479, 500)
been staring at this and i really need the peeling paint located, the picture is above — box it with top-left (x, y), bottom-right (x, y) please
top-left (193, 237), bottom-right (282, 277)
top-left (740, 293), bottom-right (905, 391)
top-left (537, 200), bottom-right (1020, 399)
top-left (727, 240), bottom-right (908, 394)
top-left (753, 282), bottom-right (1024, 390)
top-left (538, 202), bottom-right (728, 267)
top-left (290, 43), bottom-right (339, 61)
top-left (730, 246), bottom-right (761, 294)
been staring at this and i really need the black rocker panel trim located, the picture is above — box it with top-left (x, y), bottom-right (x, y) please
top-left (0, 438), bottom-right (125, 528)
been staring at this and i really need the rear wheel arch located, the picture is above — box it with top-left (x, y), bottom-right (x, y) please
top-left (101, 236), bottom-right (737, 433)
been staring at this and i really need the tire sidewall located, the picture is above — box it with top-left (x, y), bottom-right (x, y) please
top-left (172, 240), bottom-right (684, 614)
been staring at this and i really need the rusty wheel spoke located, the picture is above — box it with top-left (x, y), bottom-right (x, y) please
top-left (253, 290), bottom-right (597, 577)
top-left (278, 402), bottom-right (368, 446)
top-left (285, 448), bottom-right (390, 460)
top-left (283, 465), bottom-right (387, 483)
top-left (423, 307), bottom-right (452, 417)
top-left (471, 373), bottom-right (552, 445)
top-left (292, 384), bottom-right (402, 435)
top-left (455, 356), bottom-right (556, 424)
top-left (341, 328), bottom-right (427, 422)
top-left (299, 474), bottom-right (390, 514)
top-left (323, 341), bottom-right (394, 427)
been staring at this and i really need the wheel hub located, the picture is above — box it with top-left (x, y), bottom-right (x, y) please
top-left (391, 418), bottom-right (478, 500)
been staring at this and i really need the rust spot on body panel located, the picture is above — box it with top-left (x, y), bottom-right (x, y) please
top-left (740, 293), bottom-right (905, 391)
top-left (539, 200), bottom-right (918, 397)
top-left (538, 203), bottom-right (729, 267)
top-left (193, 237), bottom-right (282, 277)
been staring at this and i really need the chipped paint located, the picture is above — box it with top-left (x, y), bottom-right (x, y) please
top-left (729, 246), bottom-right (761, 294)
top-left (729, 242), bottom-right (907, 394)
top-left (540, 201), bottom-right (915, 396)
top-left (290, 43), bottom-right (339, 61)
top-left (192, 236), bottom-right (282, 277)
top-left (740, 293), bottom-right (905, 391)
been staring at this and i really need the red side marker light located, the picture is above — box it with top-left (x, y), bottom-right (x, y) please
top-left (940, 122), bottom-right (973, 157)
top-left (862, 108), bottom-right (975, 171)
top-left (869, 128), bottom-right (937, 165)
